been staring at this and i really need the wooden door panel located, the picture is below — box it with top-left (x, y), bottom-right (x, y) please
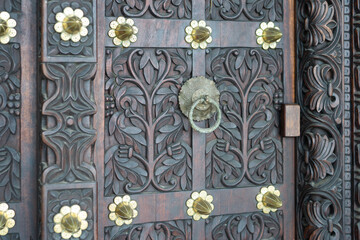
top-left (205, 47), bottom-right (284, 189)
top-left (104, 47), bottom-right (193, 196)
top-left (98, 0), bottom-right (294, 239)
top-left (37, 0), bottom-right (295, 239)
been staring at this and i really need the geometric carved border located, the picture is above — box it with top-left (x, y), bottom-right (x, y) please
top-left (352, 1), bottom-right (360, 239)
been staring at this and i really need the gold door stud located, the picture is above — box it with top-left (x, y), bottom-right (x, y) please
top-left (0, 203), bottom-right (15, 236)
top-left (54, 7), bottom-right (90, 43)
top-left (256, 186), bottom-right (282, 214)
top-left (108, 195), bottom-right (138, 226)
top-left (186, 190), bottom-right (214, 220)
top-left (256, 22), bottom-right (282, 50)
top-left (53, 204), bottom-right (88, 239)
top-left (185, 20), bottom-right (212, 49)
top-left (0, 12), bottom-right (16, 44)
top-left (108, 17), bottom-right (138, 47)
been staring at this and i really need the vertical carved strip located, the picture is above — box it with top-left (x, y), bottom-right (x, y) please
top-left (297, 0), bottom-right (344, 239)
top-left (353, 1), bottom-right (360, 238)
top-left (40, 0), bottom-right (97, 239)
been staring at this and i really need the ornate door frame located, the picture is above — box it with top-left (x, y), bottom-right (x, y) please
top-left (296, 0), bottom-right (358, 239)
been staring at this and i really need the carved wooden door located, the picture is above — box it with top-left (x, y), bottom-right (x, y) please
top-left (39, 0), bottom-right (296, 239)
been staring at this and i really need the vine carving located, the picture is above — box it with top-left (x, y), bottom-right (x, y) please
top-left (106, 0), bottom-right (192, 19)
top-left (205, 48), bottom-right (283, 189)
top-left (104, 48), bottom-right (193, 195)
top-left (105, 220), bottom-right (191, 239)
top-left (205, 0), bottom-right (283, 22)
top-left (0, 44), bottom-right (21, 202)
top-left (206, 211), bottom-right (283, 239)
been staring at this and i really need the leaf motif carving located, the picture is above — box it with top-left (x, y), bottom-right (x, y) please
top-left (105, 48), bottom-right (192, 195)
top-left (106, 0), bottom-right (192, 19)
top-left (205, 48), bottom-right (283, 188)
top-left (207, 212), bottom-right (283, 239)
top-left (105, 220), bottom-right (192, 239)
top-left (206, 0), bottom-right (283, 21)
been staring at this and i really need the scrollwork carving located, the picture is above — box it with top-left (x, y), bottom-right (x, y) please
top-left (0, 0), bottom-right (21, 12)
top-left (104, 48), bottom-right (193, 195)
top-left (106, 0), bottom-right (192, 19)
top-left (206, 211), bottom-right (283, 239)
top-left (105, 220), bottom-right (191, 239)
top-left (205, 0), bottom-right (283, 21)
top-left (297, 0), bottom-right (344, 238)
top-left (205, 48), bottom-right (283, 189)
top-left (0, 44), bottom-right (20, 202)
top-left (41, 63), bottom-right (97, 184)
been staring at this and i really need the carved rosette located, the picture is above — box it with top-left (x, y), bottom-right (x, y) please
top-left (46, 0), bottom-right (95, 58)
top-left (47, 189), bottom-right (94, 240)
top-left (297, 0), bottom-right (344, 239)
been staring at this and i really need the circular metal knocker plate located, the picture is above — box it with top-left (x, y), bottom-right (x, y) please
top-left (179, 76), bottom-right (220, 122)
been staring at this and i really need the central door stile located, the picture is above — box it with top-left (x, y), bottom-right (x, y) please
top-left (191, 1), bottom-right (207, 239)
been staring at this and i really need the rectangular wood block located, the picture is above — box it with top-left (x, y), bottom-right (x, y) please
top-left (281, 104), bottom-right (300, 137)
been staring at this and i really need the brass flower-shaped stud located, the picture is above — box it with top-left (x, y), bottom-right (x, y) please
top-left (186, 190), bottom-right (214, 220)
top-left (0, 203), bottom-right (15, 236)
top-left (108, 17), bottom-right (138, 47)
top-left (256, 185), bottom-right (282, 214)
top-left (0, 11), bottom-right (16, 44)
top-left (256, 22), bottom-right (282, 50)
top-left (108, 195), bottom-right (138, 226)
top-left (53, 204), bottom-right (88, 239)
top-left (185, 20), bottom-right (212, 49)
top-left (54, 7), bottom-right (90, 43)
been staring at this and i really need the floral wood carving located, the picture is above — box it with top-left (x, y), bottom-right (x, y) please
top-left (206, 211), bottom-right (283, 239)
top-left (205, 0), bottom-right (283, 22)
top-left (105, 0), bottom-right (192, 19)
top-left (47, 189), bottom-right (94, 240)
top-left (297, 0), bottom-right (344, 238)
top-left (298, 0), bottom-right (337, 48)
top-left (205, 48), bottom-right (283, 189)
top-left (0, 44), bottom-right (20, 202)
top-left (46, 0), bottom-right (94, 58)
top-left (104, 220), bottom-right (191, 239)
top-left (41, 63), bottom-right (97, 184)
top-left (104, 48), bottom-right (193, 195)
top-left (0, 0), bottom-right (21, 12)
top-left (301, 132), bottom-right (336, 183)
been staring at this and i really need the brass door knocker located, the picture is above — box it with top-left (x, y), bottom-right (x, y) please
top-left (179, 76), bottom-right (221, 133)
